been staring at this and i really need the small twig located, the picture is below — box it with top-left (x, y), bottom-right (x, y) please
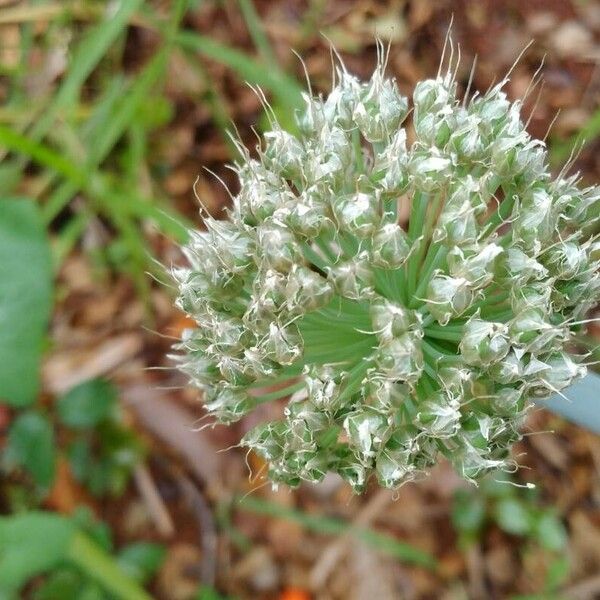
top-left (177, 474), bottom-right (219, 587)
top-left (133, 463), bottom-right (175, 538)
top-left (309, 488), bottom-right (393, 590)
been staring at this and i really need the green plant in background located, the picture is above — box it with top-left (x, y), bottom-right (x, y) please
top-left (452, 476), bottom-right (569, 595)
top-left (58, 379), bottom-right (145, 498)
top-left (174, 44), bottom-right (600, 492)
top-left (0, 0), bottom-right (303, 297)
top-left (0, 3), bottom-right (304, 596)
top-left (3, 377), bottom-right (144, 501)
top-left (0, 509), bottom-right (165, 599)
top-left (0, 199), bottom-right (53, 409)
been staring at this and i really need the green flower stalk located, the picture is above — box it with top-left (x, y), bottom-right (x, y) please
top-left (173, 50), bottom-right (600, 492)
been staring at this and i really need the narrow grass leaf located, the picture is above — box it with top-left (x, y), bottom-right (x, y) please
top-left (237, 496), bottom-right (437, 568)
top-left (237, 0), bottom-right (277, 67)
top-left (176, 31), bottom-right (303, 110)
top-left (29, 0), bottom-right (145, 141)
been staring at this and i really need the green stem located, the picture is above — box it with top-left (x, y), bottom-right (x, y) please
top-left (352, 128), bottom-right (365, 174)
top-left (405, 191), bottom-right (430, 298)
top-left (424, 327), bottom-right (464, 342)
top-left (303, 337), bottom-right (376, 365)
top-left (410, 245), bottom-right (448, 308)
top-left (337, 358), bottom-right (374, 403)
top-left (301, 242), bottom-right (329, 270)
top-left (248, 366), bottom-right (303, 389)
top-left (421, 339), bottom-right (461, 364)
top-left (409, 192), bottom-right (444, 290)
top-left (254, 381), bottom-right (305, 404)
top-left (480, 308), bottom-right (513, 322)
top-left (482, 189), bottom-right (516, 237)
top-left (467, 290), bottom-right (510, 314)
top-left (67, 532), bottom-right (152, 600)
top-left (407, 191), bottom-right (430, 242)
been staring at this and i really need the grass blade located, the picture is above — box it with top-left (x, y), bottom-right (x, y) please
top-left (176, 31), bottom-right (303, 110)
top-left (29, 0), bottom-right (145, 141)
top-left (237, 496), bottom-right (437, 568)
top-left (237, 0), bottom-right (277, 68)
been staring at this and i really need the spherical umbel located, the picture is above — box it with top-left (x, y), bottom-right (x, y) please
top-left (174, 53), bottom-right (600, 493)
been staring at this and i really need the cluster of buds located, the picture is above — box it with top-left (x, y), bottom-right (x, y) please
top-left (174, 52), bottom-right (600, 492)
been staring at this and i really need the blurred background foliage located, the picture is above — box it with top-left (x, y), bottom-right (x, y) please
top-left (1, 1), bottom-right (600, 599)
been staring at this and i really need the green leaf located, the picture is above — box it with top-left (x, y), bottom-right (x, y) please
top-left (67, 438), bottom-right (92, 482)
top-left (71, 507), bottom-right (113, 552)
top-left (33, 568), bottom-right (83, 600)
top-left (117, 542), bottom-right (166, 584)
top-left (451, 490), bottom-right (486, 535)
top-left (493, 498), bottom-right (532, 536)
top-left (534, 512), bottom-right (568, 552)
top-left (196, 586), bottom-right (232, 600)
top-left (176, 31), bottom-right (303, 113)
top-left (544, 555), bottom-right (570, 592)
top-left (6, 411), bottom-right (56, 490)
top-left (0, 199), bottom-right (52, 406)
top-left (0, 512), bottom-right (75, 595)
top-left (57, 379), bottom-right (117, 428)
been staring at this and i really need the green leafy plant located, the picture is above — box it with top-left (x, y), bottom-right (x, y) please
top-left (452, 476), bottom-right (569, 594)
top-left (3, 378), bottom-right (143, 499)
top-left (58, 379), bottom-right (145, 498)
top-left (0, 511), bottom-right (164, 599)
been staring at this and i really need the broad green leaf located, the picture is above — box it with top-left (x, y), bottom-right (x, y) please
top-left (118, 542), bottom-right (166, 584)
top-left (57, 378), bottom-right (117, 428)
top-left (534, 512), bottom-right (567, 552)
top-left (0, 199), bottom-right (52, 406)
top-left (0, 512), bottom-right (75, 594)
top-left (6, 411), bottom-right (56, 490)
top-left (493, 498), bottom-right (532, 536)
top-left (0, 512), bottom-right (153, 599)
top-left (451, 490), bottom-right (486, 535)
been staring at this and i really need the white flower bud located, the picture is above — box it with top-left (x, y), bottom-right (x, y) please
top-left (376, 334), bottom-right (424, 384)
top-left (353, 68), bottom-right (408, 142)
top-left (426, 275), bottom-right (474, 324)
top-left (256, 222), bottom-right (302, 271)
top-left (344, 408), bottom-right (389, 456)
top-left (327, 254), bottom-right (374, 300)
top-left (460, 319), bottom-right (510, 367)
top-left (415, 393), bottom-right (461, 438)
top-left (370, 299), bottom-right (419, 343)
top-left (263, 128), bottom-right (305, 179)
top-left (371, 223), bottom-right (410, 268)
top-left (331, 190), bottom-right (381, 237)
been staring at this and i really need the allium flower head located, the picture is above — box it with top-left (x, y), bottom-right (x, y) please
top-left (174, 48), bottom-right (600, 492)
